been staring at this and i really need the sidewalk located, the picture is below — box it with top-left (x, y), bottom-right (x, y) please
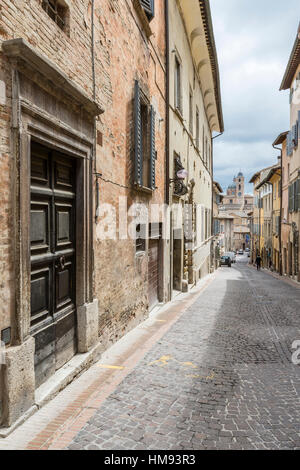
top-left (248, 263), bottom-right (300, 289)
top-left (0, 273), bottom-right (216, 450)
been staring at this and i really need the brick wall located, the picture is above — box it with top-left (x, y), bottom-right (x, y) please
top-left (0, 0), bottom-right (166, 348)
top-left (93, 0), bottom-right (166, 346)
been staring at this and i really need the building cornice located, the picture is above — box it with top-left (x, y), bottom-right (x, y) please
top-left (273, 131), bottom-right (288, 146)
top-left (2, 38), bottom-right (104, 116)
top-left (280, 23), bottom-right (300, 90)
top-left (198, 0), bottom-right (224, 132)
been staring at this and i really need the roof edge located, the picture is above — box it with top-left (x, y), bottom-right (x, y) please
top-left (199, 0), bottom-right (224, 132)
top-left (280, 23), bottom-right (300, 91)
top-left (273, 131), bottom-right (288, 147)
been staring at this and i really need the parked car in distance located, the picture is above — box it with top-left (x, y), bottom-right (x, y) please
top-left (220, 255), bottom-right (232, 267)
top-left (238, 249), bottom-right (244, 255)
top-left (225, 252), bottom-right (236, 264)
top-left (245, 248), bottom-right (250, 252)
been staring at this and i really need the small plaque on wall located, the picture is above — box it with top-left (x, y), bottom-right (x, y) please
top-left (1, 327), bottom-right (11, 345)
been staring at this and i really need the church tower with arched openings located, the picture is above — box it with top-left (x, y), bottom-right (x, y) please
top-left (234, 172), bottom-right (245, 201)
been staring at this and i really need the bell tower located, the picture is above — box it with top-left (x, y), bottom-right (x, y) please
top-left (234, 172), bottom-right (244, 198)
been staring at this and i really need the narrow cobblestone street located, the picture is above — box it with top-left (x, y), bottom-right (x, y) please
top-left (1, 256), bottom-right (300, 450)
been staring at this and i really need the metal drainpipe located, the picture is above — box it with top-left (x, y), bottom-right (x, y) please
top-left (165, 0), bottom-right (172, 301)
top-left (273, 143), bottom-right (283, 276)
top-left (91, 0), bottom-right (97, 174)
top-left (165, 0), bottom-right (170, 206)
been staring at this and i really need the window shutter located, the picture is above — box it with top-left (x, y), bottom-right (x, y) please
top-left (134, 80), bottom-right (143, 186)
top-left (287, 131), bottom-right (292, 156)
top-left (294, 181), bottom-right (297, 211)
top-left (297, 179), bottom-right (300, 212)
top-left (292, 124), bottom-right (298, 148)
top-left (150, 105), bottom-right (156, 190)
top-left (140, 0), bottom-right (154, 21)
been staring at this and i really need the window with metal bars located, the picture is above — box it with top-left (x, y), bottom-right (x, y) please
top-left (42, 0), bottom-right (67, 31)
top-left (136, 224), bottom-right (146, 253)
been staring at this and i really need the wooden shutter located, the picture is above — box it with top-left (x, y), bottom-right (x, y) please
top-left (150, 105), bottom-right (156, 190)
top-left (297, 179), bottom-right (300, 212)
top-left (134, 80), bottom-right (143, 186)
top-left (287, 131), bottom-right (292, 156)
top-left (292, 124), bottom-right (298, 148)
top-left (294, 181), bottom-right (297, 212)
top-left (140, 0), bottom-right (154, 20)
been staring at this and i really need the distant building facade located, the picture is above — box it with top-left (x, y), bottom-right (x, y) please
top-left (221, 172), bottom-right (254, 211)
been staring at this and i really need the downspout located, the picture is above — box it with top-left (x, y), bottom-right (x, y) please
top-left (273, 143), bottom-right (283, 276)
top-left (91, 0), bottom-right (96, 302)
top-left (165, 0), bottom-right (172, 301)
top-left (91, 0), bottom-right (96, 173)
top-left (165, 0), bottom-right (170, 206)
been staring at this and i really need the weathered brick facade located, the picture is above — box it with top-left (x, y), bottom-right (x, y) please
top-left (0, 0), bottom-right (166, 427)
top-left (93, 0), bottom-right (166, 348)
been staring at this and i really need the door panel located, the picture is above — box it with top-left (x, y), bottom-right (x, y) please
top-left (30, 142), bottom-right (77, 388)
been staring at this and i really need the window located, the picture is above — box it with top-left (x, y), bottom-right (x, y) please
top-left (136, 224), bottom-right (146, 253)
top-left (289, 180), bottom-right (300, 213)
top-left (205, 137), bottom-right (208, 166)
top-left (134, 81), bottom-right (156, 190)
top-left (196, 107), bottom-right (200, 149)
top-left (230, 199), bottom-right (233, 204)
top-left (189, 88), bottom-right (193, 135)
top-left (42, 0), bottom-right (68, 32)
top-left (174, 56), bottom-right (182, 113)
top-left (139, 0), bottom-right (155, 21)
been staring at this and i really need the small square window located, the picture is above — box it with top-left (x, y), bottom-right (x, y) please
top-left (136, 224), bottom-right (146, 253)
top-left (42, 0), bottom-right (69, 33)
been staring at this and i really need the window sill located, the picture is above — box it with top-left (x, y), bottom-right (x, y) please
top-left (132, 0), bottom-right (153, 38)
top-left (133, 183), bottom-right (154, 195)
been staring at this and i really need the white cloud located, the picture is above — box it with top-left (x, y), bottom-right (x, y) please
top-left (210, 0), bottom-right (300, 193)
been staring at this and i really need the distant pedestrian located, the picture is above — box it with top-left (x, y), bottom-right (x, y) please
top-left (256, 254), bottom-right (262, 271)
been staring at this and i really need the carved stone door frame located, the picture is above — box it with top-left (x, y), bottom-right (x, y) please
top-left (1, 38), bottom-right (103, 426)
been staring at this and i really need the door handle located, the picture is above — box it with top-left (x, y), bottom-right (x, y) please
top-left (55, 255), bottom-right (65, 271)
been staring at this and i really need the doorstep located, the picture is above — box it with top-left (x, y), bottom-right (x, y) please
top-left (0, 338), bottom-right (105, 438)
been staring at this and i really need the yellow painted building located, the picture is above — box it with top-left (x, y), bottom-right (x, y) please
top-left (266, 166), bottom-right (282, 272)
top-left (250, 165), bottom-right (278, 267)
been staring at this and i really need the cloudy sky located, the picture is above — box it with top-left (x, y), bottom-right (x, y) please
top-left (210, 0), bottom-right (300, 194)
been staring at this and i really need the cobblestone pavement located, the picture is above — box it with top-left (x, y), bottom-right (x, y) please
top-left (65, 258), bottom-right (300, 450)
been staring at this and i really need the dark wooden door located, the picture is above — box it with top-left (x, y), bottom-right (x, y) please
top-left (148, 239), bottom-right (159, 311)
top-left (30, 142), bottom-right (77, 388)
